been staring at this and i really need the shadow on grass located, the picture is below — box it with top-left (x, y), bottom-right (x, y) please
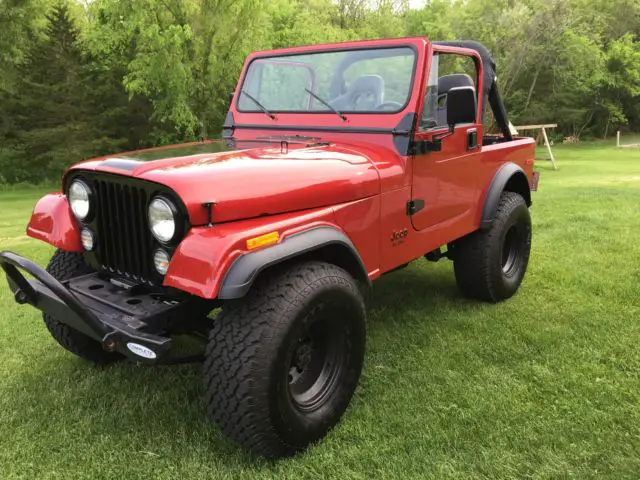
top-left (367, 260), bottom-right (479, 320)
top-left (5, 261), bottom-right (469, 466)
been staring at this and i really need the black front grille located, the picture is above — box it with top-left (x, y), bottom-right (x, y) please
top-left (93, 180), bottom-right (156, 283)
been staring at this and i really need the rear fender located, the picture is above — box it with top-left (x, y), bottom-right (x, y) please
top-left (26, 193), bottom-right (83, 251)
top-left (480, 163), bottom-right (531, 230)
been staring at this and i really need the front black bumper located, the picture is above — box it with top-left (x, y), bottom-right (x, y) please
top-left (0, 251), bottom-right (206, 364)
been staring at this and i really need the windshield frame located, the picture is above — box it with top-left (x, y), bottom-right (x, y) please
top-left (235, 44), bottom-right (419, 116)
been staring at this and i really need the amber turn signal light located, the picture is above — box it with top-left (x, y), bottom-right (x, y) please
top-left (246, 231), bottom-right (280, 251)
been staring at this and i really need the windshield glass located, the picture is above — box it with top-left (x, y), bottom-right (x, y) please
top-left (238, 47), bottom-right (416, 114)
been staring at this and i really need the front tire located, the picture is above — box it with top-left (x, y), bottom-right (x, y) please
top-left (453, 191), bottom-right (532, 302)
top-left (43, 250), bottom-right (121, 365)
top-left (203, 261), bottom-right (366, 459)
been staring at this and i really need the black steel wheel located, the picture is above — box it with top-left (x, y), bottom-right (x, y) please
top-left (501, 223), bottom-right (526, 277)
top-left (203, 261), bottom-right (366, 459)
top-left (287, 313), bottom-right (347, 413)
top-left (453, 191), bottom-right (532, 302)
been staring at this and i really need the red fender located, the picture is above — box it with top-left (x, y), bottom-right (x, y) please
top-left (26, 193), bottom-right (83, 252)
top-left (164, 207), bottom-right (341, 299)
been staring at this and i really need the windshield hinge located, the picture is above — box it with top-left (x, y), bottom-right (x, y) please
top-left (222, 111), bottom-right (235, 140)
top-left (409, 139), bottom-right (442, 155)
top-left (202, 202), bottom-right (216, 227)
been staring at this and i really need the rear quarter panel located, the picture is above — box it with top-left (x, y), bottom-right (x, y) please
top-left (476, 138), bottom-right (536, 221)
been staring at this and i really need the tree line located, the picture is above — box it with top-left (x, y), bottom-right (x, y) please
top-left (1, 0), bottom-right (638, 184)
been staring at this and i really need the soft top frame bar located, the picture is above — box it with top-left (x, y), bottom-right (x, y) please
top-left (433, 41), bottom-right (512, 141)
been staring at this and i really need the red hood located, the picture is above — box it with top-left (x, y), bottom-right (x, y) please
top-left (68, 141), bottom-right (380, 225)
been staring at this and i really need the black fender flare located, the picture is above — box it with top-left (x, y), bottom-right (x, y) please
top-left (480, 163), bottom-right (531, 230)
top-left (218, 226), bottom-right (369, 300)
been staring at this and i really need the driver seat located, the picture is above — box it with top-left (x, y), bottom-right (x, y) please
top-left (330, 75), bottom-right (384, 111)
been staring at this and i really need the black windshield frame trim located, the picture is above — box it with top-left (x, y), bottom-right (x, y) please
top-left (231, 123), bottom-right (409, 135)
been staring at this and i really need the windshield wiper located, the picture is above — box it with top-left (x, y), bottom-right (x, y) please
top-left (240, 90), bottom-right (275, 119)
top-left (305, 88), bottom-right (346, 121)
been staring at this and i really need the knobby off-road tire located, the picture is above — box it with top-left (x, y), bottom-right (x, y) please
top-left (453, 191), bottom-right (532, 302)
top-left (203, 261), bottom-right (366, 459)
top-left (43, 249), bottom-right (121, 365)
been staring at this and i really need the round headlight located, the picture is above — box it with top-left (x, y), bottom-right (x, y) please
top-left (68, 180), bottom-right (92, 220)
top-left (148, 197), bottom-right (177, 243)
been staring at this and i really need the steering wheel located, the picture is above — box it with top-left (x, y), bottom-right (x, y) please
top-left (375, 101), bottom-right (403, 111)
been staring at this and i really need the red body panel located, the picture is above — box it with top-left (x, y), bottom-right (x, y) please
top-left (70, 145), bottom-right (380, 225)
top-left (26, 36), bottom-right (536, 300)
top-left (166, 196), bottom-right (384, 299)
top-left (166, 207), bottom-right (337, 298)
top-left (26, 194), bottom-right (82, 252)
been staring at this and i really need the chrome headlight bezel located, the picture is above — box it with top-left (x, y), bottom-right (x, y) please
top-left (148, 196), bottom-right (178, 244)
top-left (68, 179), bottom-right (93, 221)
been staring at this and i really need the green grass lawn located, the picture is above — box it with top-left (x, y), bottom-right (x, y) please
top-left (1, 144), bottom-right (639, 479)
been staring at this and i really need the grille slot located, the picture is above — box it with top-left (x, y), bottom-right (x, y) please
top-left (94, 180), bottom-right (154, 283)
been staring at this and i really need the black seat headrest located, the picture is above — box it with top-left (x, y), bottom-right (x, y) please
top-left (438, 74), bottom-right (474, 95)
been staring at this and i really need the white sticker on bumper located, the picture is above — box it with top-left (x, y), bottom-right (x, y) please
top-left (126, 342), bottom-right (157, 359)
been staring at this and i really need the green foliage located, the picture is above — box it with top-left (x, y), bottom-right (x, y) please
top-left (0, 0), bottom-right (639, 183)
top-left (85, 0), bottom-right (271, 138)
top-left (1, 4), bottom-right (94, 183)
top-left (0, 0), bottom-right (50, 94)
top-left (0, 3), bottom-right (129, 183)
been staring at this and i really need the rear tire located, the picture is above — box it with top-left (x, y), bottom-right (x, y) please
top-left (43, 249), bottom-right (121, 365)
top-left (453, 192), bottom-right (531, 302)
top-left (203, 261), bottom-right (366, 459)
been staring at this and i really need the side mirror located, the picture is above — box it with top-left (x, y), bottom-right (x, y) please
top-left (446, 86), bottom-right (477, 126)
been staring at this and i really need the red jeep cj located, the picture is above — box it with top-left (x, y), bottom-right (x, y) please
top-left (1, 37), bottom-right (537, 458)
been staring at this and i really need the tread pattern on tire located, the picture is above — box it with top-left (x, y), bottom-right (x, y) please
top-left (453, 191), bottom-right (530, 302)
top-left (43, 249), bottom-right (121, 365)
top-left (203, 261), bottom-right (365, 459)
